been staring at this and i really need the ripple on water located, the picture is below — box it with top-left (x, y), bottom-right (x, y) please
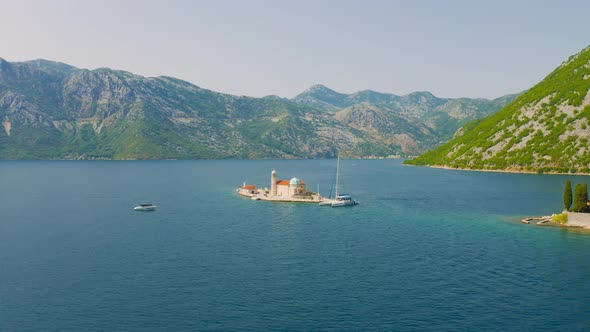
top-left (1, 160), bottom-right (590, 331)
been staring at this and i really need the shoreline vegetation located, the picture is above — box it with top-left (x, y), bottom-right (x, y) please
top-left (408, 164), bottom-right (590, 176)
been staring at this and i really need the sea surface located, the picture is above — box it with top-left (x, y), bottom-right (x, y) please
top-left (1, 159), bottom-right (589, 331)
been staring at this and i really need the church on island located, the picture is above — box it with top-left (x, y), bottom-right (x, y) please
top-left (237, 170), bottom-right (322, 203)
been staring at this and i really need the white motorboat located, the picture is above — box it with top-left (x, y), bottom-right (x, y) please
top-left (134, 203), bottom-right (157, 211)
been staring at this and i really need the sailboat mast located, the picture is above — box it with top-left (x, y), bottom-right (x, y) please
top-left (335, 155), bottom-right (339, 197)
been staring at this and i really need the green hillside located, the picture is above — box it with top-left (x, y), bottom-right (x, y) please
top-left (0, 57), bottom-right (514, 160)
top-left (406, 46), bottom-right (590, 174)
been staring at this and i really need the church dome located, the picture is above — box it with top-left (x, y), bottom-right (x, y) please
top-left (289, 177), bottom-right (301, 186)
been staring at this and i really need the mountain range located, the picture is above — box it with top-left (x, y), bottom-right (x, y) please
top-left (406, 45), bottom-right (590, 174)
top-left (0, 57), bottom-right (515, 159)
top-left (293, 84), bottom-right (517, 154)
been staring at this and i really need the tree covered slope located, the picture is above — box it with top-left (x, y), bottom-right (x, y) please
top-left (406, 46), bottom-right (590, 174)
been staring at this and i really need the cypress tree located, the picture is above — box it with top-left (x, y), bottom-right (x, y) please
top-left (583, 183), bottom-right (588, 211)
top-left (564, 180), bottom-right (572, 211)
top-left (572, 183), bottom-right (587, 212)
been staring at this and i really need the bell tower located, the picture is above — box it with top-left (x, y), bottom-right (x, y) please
top-left (271, 170), bottom-right (277, 196)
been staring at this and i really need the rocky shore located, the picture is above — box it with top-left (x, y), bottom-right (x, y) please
top-left (522, 212), bottom-right (590, 230)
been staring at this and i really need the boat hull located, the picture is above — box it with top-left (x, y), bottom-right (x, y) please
top-left (134, 206), bottom-right (156, 211)
top-left (331, 200), bottom-right (358, 207)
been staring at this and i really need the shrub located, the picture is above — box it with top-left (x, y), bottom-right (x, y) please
top-left (552, 213), bottom-right (568, 224)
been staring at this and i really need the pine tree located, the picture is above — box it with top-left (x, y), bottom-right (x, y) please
top-left (564, 179), bottom-right (572, 211)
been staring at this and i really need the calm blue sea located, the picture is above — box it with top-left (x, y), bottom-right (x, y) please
top-left (1, 159), bottom-right (589, 331)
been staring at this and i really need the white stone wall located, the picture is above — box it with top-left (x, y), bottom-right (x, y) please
top-left (277, 185), bottom-right (290, 197)
top-left (565, 212), bottom-right (590, 229)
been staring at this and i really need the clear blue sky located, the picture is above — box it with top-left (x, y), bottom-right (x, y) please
top-left (2, 0), bottom-right (589, 99)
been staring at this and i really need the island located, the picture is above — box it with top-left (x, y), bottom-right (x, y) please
top-left (237, 170), bottom-right (323, 203)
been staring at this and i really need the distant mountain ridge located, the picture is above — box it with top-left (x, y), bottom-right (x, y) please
top-left (406, 45), bottom-right (590, 174)
top-left (0, 58), bottom-right (515, 159)
top-left (293, 84), bottom-right (518, 153)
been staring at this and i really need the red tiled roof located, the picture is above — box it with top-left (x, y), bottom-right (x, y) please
top-left (242, 185), bottom-right (257, 190)
top-left (276, 180), bottom-right (306, 186)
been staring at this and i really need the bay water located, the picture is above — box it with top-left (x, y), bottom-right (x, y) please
top-left (1, 159), bottom-right (589, 331)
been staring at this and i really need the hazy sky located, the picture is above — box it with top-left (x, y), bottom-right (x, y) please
top-left (1, 0), bottom-right (589, 99)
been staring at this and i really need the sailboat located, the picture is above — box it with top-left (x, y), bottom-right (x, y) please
top-left (330, 156), bottom-right (359, 207)
top-left (319, 155), bottom-right (339, 206)
top-left (318, 155), bottom-right (359, 207)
